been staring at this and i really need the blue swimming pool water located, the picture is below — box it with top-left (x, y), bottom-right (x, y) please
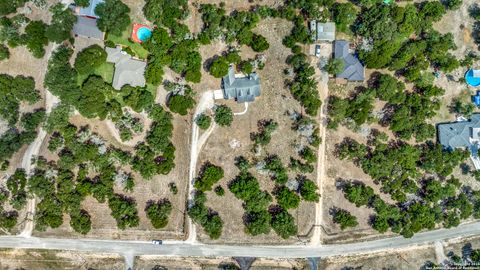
top-left (465, 69), bottom-right (480, 87)
top-left (137, 27), bottom-right (152, 42)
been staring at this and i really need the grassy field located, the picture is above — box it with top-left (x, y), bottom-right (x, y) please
top-left (107, 26), bottom-right (149, 60)
top-left (77, 62), bottom-right (115, 85)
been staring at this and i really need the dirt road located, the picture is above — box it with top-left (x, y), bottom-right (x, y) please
top-left (19, 89), bottom-right (56, 237)
top-left (186, 90), bottom-right (216, 243)
top-left (310, 44), bottom-right (332, 246)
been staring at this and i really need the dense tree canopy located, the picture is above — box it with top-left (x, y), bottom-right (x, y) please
top-left (74, 45), bottom-right (107, 75)
top-left (46, 3), bottom-right (77, 43)
top-left (95, 0), bottom-right (131, 35)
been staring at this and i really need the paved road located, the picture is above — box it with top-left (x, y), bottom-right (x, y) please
top-left (3, 222), bottom-right (480, 258)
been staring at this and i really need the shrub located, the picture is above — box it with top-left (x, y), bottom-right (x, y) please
top-left (74, 44), bottom-right (107, 74)
top-left (332, 209), bottom-right (358, 230)
top-left (196, 113), bottom-right (211, 130)
top-left (209, 57), bottom-right (229, 78)
top-left (214, 105), bottom-right (233, 126)
top-left (275, 186), bottom-right (300, 209)
top-left (214, 185), bottom-right (225, 196)
top-left (194, 162), bottom-right (224, 191)
top-left (145, 199), bottom-right (172, 229)
top-left (0, 44), bottom-right (9, 61)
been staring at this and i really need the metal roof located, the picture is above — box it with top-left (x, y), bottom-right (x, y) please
top-left (78, 0), bottom-right (104, 18)
top-left (334, 40), bottom-right (365, 81)
top-left (316, 22), bottom-right (335, 41)
top-left (73, 16), bottom-right (104, 40)
top-left (222, 66), bottom-right (261, 103)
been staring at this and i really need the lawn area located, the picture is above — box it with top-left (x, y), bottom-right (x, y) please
top-left (107, 26), bottom-right (149, 59)
top-left (77, 62), bottom-right (115, 85)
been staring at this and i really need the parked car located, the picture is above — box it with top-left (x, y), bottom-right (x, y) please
top-left (152, 240), bottom-right (163, 245)
top-left (315, 45), bottom-right (321, 57)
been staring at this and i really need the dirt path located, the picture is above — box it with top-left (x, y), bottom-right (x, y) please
top-left (310, 44), bottom-right (331, 246)
top-left (186, 91), bottom-right (215, 243)
top-left (19, 90), bottom-right (56, 237)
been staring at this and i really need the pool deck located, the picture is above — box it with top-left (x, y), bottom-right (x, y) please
top-left (131, 23), bottom-right (151, 43)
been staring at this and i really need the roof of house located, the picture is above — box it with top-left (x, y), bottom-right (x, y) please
top-left (106, 46), bottom-right (147, 90)
top-left (316, 22), bottom-right (335, 41)
top-left (222, 66), bottom-right (261, 103)
top-left (78, 0), bottom-right (104, 18)
top-left (72, 16), bottom-right (104, 40)
top-left (334, 40), bottom-right (365, 81)
top-left (437, 114), bottom-right (480, 151)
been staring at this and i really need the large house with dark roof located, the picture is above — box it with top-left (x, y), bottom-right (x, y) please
top-left (437, 114), bottom-right (480, 169)
top-left (334, 40), bottom-right (365, 82)
top-left (221, 66), bottom-right (261, 103)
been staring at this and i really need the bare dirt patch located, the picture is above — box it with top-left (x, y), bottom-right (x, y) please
top-left (318, 246), bottom-right (436, 270)
top-left (135, 256), bottom-right (308, 270)
top-left (0, 248), bottom-right (125, 270)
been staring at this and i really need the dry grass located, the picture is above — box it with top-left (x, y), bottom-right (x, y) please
top-left (34, 114), bottom-right (190, 240)
top-left (0, 249), bottom-right (125, 270)
top-left (135, 256), bottom-right (308, 270)
top-left (194, 18), bottom-right (317, 244)
top-left (318, 246), bottom-right (436, 270)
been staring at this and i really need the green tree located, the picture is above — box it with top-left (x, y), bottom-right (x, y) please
top-left (70, 209), bottom-right (92, 234)
top-left (74, 44), bottom-right (107, 74)
top-left (209, 57), bottom-right (229, 78)
top-left (325, 58), bottom-right (344, 75)
top-left (145, 199), bottom-right (172, 229)
top-left (244, 210), bottom-right (271, 235)
top-left (95, 0), bottom-right (131, 35)
top-left (332, 3), bottom-right (358, 33)
top-left (108, 194), bottom-right (140, 229)
top-left (275, 186), bottom-right (300, 209)
top-left (194, 162), bottom-right (224, 191)
top-left (143, 0), bottom-right (189, 28)
top-left (20, 109), bottom-right (46, 131)
top-left (332, 209), bottom-right (358, 230)
top-left (299, 179), bottom-right (319, 202)
top-left (24, 20), bottom-right (49, 58)
top-left (46, 3), bottom-right (77, 43)
top-left (167, 91), bottom-right (195, 115)
top-left (74, 0), bottom-right (90, 7)
top-left (214, 105), bottom-right (233, 126)
top-left (195, 113), bottom-right (211, 130)
top-left (270, 208), bottom-right (298, 239)
top-left (0, 44), bottom-right (9, 61)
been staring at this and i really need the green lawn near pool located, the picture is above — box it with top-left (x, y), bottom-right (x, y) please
top-left (77, 62), bottom-right (115, 85)
top-left (107, 26), bottom-right (149, 60)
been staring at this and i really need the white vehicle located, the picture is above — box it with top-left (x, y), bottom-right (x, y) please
top-left (152, 240), bottom-right (163, 245)
top-left (315, 45), bottom-right (321, 57)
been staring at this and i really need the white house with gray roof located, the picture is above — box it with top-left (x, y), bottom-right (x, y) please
top-left (438, 114), bottom-right (480, 170)
top-left (334, 40), bottom-right (365, 82)
top-left (106, 46), bottom-right (146, 90)
top-left (222, 66), bottom-right (261, 103)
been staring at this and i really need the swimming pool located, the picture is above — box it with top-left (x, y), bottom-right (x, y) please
top-left (465, 69), bottom-right (480, 87)
top-left (136, 27), bottom-right (152, 42)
